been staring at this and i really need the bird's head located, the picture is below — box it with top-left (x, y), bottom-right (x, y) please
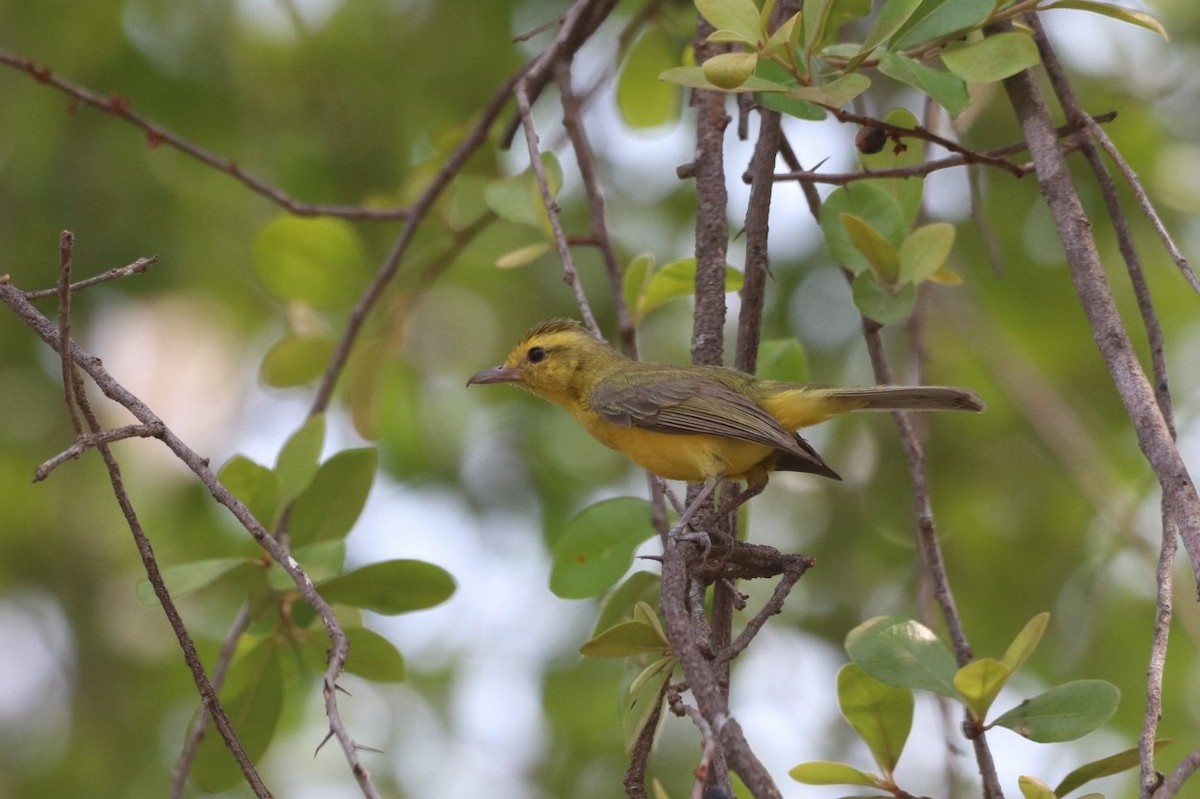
top-left (467, 318), bottom-right (615, 407)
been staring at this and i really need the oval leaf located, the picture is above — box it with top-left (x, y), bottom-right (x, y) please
top-left (550, 497), bottom-right (658, 599)
top-left (633, 259), bottom-right (744, 324)
top-left (845, 616), bottom-right (959, 698)
top-left (1055, 740), bottom-right (1170, 797)
top-left (837, 662), bottom-right (913, 774)
top-left (218, 455), bottom-right (281, 529)
top-left (289, 448), bottom-right (377, 545)
top-left (701, 51), bottom-right (759, 90)
top-left (275, 414), bottom-right (326, 504)
top-left (1002, 611), bottom-right (1049, 675)
top-left (318, 559), bottom-right (456, 615)
top-left (1017, 775), bottom-right (1056, 799)
top-left (785, 72), bottom-right (871, 107)
top-left (495, 242), bottom-right (551, 269)
top-left (696, 0), bottom-right (762, 44)
top-left (954, 657), bottom-right (1011, 722)
top-left (253, 216), bottom-right (367, 309)
top-left (941, 32), bottom-right (1041, 84)
top-left (992, 680), bottom-right (1120, 742)
top-left (137, 557), bottom-right (254, 606)
top-left (580, 619), bottom-right (670, 657)
top-left (893, 0), bottom-right (993, 49)
top-left (260, 334), bottom-right (336, 388)
top-left (899, 222), bottom-right (956, 285)
top-left (852, 270), bottom-right (917, 325)
top-left (623, 656), bottom-right (674, 752)
top-left (819, 183), bottom-right (905, 273)
top-left (879, 51), bottom-right (970, 117)
top-left (618, 26), bottom-right (684, 128)
top-left (841, 213), bottom-right (901, 284)
top-left (788, 760), bottom-right (881, 787)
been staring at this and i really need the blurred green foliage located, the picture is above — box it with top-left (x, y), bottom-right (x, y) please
top-left (1, 1), bottom-right (1199, 797)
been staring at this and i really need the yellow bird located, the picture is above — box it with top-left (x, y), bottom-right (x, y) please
top-left (468, 318), bottom-right (983, 508)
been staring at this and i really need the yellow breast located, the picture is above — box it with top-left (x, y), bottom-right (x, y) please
top-left (570, 405), bottom-right (773, 482)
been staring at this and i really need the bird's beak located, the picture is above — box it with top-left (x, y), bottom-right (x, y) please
top-left (467, 365), bottom-right (523, 387)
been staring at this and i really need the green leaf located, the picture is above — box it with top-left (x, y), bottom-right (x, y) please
top-left (754, 60), bottom-right (826, 121)
top-left (618, 26), bottom-right (684, 128)
top-left (701, 51), bottom-right (759, 90)
top-left (785, 72), bottom-right (871, 107)
top-left (850, 0), bottom-right (924, 67)
top-left (623, 656), bottom-right (674, 751)
top-left (696, 0), bottom-right (763, 45)
top-left (761, 12), bottom-right (800, 59)
top-left (580, 619), bottom-right (670, 657)
top-left (1017, 775), bottom-right (1057, 799)
top-left (941, 32), bottom-right (1040, 83)
top-left (756, 338), bottom-right (810, 382)
top-left (299, 624), bottom-right (406, 682)
top-left (845, 616), bottom-right (959, 698)
top-left (137, 557), bottom-right (254, 606)
top-left (898, 222), bottom-right (956, 285)
top-left (593, 571), bottom-right (662, 636)
top-left (837, 663), bottom-right (913, 774)
top-left (1054, 740), bottom-right (1170, 797)
top-left (852, 270), bottom-right (917, 325)
top-left (343, 626), bottom-right (407, 682)
top-left (495, 242), bottom-right (551, 269)
top-left (289, 448), bottom-right (377, 545)
top-left (253, 215), bottom-right (367, 309)
top-left (659, 65), bottom-right (793, 92)
top-left (631, 258), bottom-right (744, 323)
top-left (190, 639), bottom-right (284, 793)
top-left (788, 760), bottom-right (881, 786)
top-left (218, 455), bottom-right (281, 529)
top-left (878, 51), bottom-right (970, 117)
top-left (992, 680), bottom-right (1120, 742)
top-left (892, 0), bottom-right (993, 49)
top-left (1001, 612), bottom-right (1049, 675)
top-left (819, 183), bottom-right (905, 273)
top-left (550, 497), bottom-right (658, 599)
top-left (260, 334), bottom-right (336, 388)
top-left (1040, 1), bottom-right (1168, 41)
top-left (275, 414), bottom-right (326, 505)
top-left (318, 559), bottom-right (456, 615)
top-left (954, 658), bottom-right (1011, 722)
top-left (802, 0), bottom-right (834, 54)
top-left (841, 213), bottom-right (901, 285)
top-left (622, 253), bottom-right (656, 322)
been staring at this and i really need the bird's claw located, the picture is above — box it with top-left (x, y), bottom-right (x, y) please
top-left (671, 527), bottom-right (713, 560)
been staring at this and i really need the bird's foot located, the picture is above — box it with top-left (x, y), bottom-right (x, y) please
top-left (669, 524), bottom-right (713, 560)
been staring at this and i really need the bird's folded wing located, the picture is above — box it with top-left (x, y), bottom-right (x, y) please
top-left (589, 372), bottom-right (801, 455)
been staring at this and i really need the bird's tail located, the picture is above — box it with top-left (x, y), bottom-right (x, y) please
top-left (763, 384), bottom-right (985, 429)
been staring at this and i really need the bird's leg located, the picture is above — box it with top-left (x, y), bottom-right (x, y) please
top-left (669, 475), bottom-right (722, 558)
top-left (716, 469), bottom-right (769, 522)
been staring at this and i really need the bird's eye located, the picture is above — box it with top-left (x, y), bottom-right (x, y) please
top-left (527, 346), bottom-right (547, 363)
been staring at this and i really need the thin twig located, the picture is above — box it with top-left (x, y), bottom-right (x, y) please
top-left (0, 281), bottom-right (379, 798)
top-left (555, 58), bottom-right (635, 356)
top-left (622, 674), bottom-right (669, 798)
top-left (0, 50), bottom-right (408, 221)
top-left (34, 423), bottom-right (165, 481)
top-left (56, 231), bottom-right (83, 436)
top-left (25, 256), bottom-right (159, 300)
top-left (1000, 18), bottom-right (1200, 590)
top-left (172, 603), bottom-right (254, 799)
top-left (734, 107), bottom-right (781, 374)
top-left (719, 555), bottom-right (811, 662)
